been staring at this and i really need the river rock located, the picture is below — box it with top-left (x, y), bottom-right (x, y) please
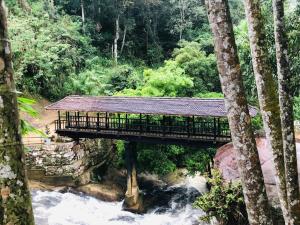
top-left (29, 180), bottom-right (69, 192)
top-left (74, 183), bottom-right (124, 202)
top-left (214, 137), bottom-right (300, 205)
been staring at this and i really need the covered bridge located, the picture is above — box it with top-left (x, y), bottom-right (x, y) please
top-left (46, 95), bottom-right (258, 146)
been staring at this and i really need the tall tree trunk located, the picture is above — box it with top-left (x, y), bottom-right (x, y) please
top-left (243, 0), bottom-right (289, 223)
top-left (113, 15), bottom-right (120, 65)
top-left (205, 1), bottom-right (273, 224)
top-left (81, 0), bottom-right (85, 33)
top-left (120, 25), bottom-right (127, 55)
top-left (273, 0), bottom-right (300, 224)
top-left (179, 0), bottom-right (184, 41)
top-left (0, 1), bottom-right (35, 224)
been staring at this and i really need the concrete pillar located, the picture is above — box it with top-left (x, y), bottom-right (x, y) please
top-left (123, 142), bottom-right (143, 212)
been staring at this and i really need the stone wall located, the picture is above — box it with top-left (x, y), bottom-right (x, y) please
top-left (25, 139), bottom-right (114, 186)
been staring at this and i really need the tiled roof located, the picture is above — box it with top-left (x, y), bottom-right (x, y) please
top-left (45, 95), bottom-right (258, 117)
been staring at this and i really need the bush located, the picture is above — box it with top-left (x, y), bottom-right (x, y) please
top-left (294, 96), bottom-right (300, 120)
top-left (119, 60), bottom-right (194, 97)
top-left (173, 41), bottom-right (220, 94)
top-left (251, 115), bottom-right (264, 132)
top-left (194, 170), bottom-right (248, 225)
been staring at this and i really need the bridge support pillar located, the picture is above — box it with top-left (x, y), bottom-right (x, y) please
top-left (123, 142), bottom-right (143, 213)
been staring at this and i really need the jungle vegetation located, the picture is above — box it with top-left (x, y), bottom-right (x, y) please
top-left (5, 0), bottom-right (300, 176)
top-left (2, 0), bottom-right (300, 224)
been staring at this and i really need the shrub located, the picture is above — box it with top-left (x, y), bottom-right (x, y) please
top-left (194, 170), bottom-right (248, 225)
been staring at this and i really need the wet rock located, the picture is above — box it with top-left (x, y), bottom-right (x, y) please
top-left (29, 180), bottom-right (69, 192)
top-left (73, 183), bottom-right (124, 202)
top-left (214, 137), bottom-right (300, 206)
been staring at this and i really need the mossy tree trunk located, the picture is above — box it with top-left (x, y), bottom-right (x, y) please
top-left (243, 0), bottom-right (289, 223)
top-left (0, 1), bottom-right (35, 224)
top-left (273, 0), bottom-right (300, 224)
top-left (205, 0), bottom-right (272, 224)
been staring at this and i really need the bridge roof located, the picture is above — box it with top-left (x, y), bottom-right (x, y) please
top-left (45, 95), bottom-right (258, 117)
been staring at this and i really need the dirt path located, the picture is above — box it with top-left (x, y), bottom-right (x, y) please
top-left (21, 98), bottom-right (57, 144)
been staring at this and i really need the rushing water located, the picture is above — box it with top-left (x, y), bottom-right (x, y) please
top-left (32, 183), bottom-right (207, 225)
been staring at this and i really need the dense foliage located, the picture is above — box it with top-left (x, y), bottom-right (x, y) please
top-left (114, 141), bottom-right (216, 175)
top-left (9, 2), bottom-right (94, 100)
top-left (5, 0), bottom-right (300, 175)
top-left (6, 0), bottom-right (240, 100)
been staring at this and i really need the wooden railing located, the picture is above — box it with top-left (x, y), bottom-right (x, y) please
top-left (54, 113), bottom-right (231, 143)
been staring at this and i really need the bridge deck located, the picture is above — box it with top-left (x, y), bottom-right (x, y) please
top-left (54, 113), bottom-right (231, 145)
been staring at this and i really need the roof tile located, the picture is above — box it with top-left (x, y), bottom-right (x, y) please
top-left (45, 95), bottom-right (258, 117)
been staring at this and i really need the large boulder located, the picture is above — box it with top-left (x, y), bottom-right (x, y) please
top-left (26, 139), bottom-right (114, 186)
top-left (214, 138), bottom-right (300, 205)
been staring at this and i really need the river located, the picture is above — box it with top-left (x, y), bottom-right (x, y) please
top-left (31, 182), bottom-right (207, 225)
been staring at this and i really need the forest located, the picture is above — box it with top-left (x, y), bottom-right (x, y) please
top-left (6, 0), bottom-right (300, 173)
top-left (6, 0), bottom-right (300, 111)
top-left (1, 0), bottom-right (300, 224)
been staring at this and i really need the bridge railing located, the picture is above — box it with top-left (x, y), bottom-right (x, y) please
top-left (54, 113), bottom-right (231, 140)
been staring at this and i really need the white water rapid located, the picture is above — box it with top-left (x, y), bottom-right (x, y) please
top-left (32, 181), bottom-right (207, 225)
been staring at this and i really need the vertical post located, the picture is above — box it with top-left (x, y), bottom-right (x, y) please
top-left (118, 113), bottom-right (121, 131)
top-left (217, 118), bottom-right (221, 136)
top-left (146, 115), bottom-right (150, 132)
top-left (97, 113), bottom-right (100, 131)
top-left (126, 114), bottom-right (129, 130)
top-left (67, 112), bottom-right (70, 127)
top-left (105, 112), bottom-right (109, 129)
top-left (58, 111), bottom-right (61, 129)
top-left (192, 116), bottom-right (195, 135)
top-left (213, 117), bottom-right (217, 141)
top-left (187, 116), bottom-right (190, 137)
top-left (86, 112), bottom-right (89, 128)
top-left (162, 115), bottom-right (166, 136)
top-left (169, 116), bottom-right (172, 134)
top-left (75, 112), bottom-right (80, 129)
top-left (139, 113), bottom-right (142, 133)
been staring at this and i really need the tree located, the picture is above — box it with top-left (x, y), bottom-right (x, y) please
top-left (0, 0), bottom-right (35, 224)
top-left (243, 0), bottom-right (290, 223)
top-left (17, 0), bottom-right (31, 12)
top-left (119, 60), bottom-right (194, 97)
top-left (168, 0), bottom-right (202, 41)
top-left (205, 0), bottom-right (273, 224)
top-left (112, 0), bottom-right (133, 65)
top-left (81, 0), bottom-right (85, 33)
top-left (113, 14), bottom-right (120, 65)
top-left (273, 0), bottom-right (300, 223)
